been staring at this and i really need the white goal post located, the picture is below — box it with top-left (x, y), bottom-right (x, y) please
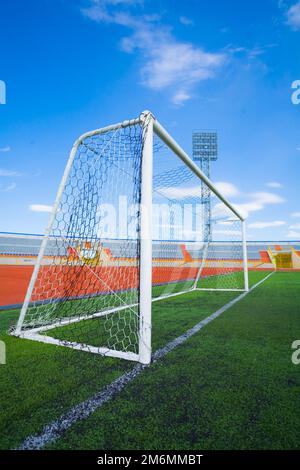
top-left (13, 111), bottom-right (248, 365)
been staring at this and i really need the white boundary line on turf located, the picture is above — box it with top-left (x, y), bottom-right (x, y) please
top-left (17, 271), bottom-right (274, 450)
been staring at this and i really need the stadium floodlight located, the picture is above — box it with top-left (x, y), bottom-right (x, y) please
top-left (192, 130), bottom-right (218, 243)
top-left (13, 111), bottom-right (249, 365)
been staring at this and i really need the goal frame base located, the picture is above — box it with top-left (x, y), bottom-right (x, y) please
top-left (12, 329), bottom-right (140, 362)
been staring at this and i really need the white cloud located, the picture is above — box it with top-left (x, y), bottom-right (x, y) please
top-left (248, 220), bottom-right (286, 229)
top-left (212, 203), bottom-right (233, 219)
top-left (212, 186), bottom-right (285, 219)
top-left (156, 183), bottom-right (238, 201)
top-left (157, 185), bottom-right (201, 200)
top-left (179, 16), bottom-right (193, 26)
top-left (225, 46), bottom-right (247, 55)
top-left (0, 182), bottom-right (16, 192)
top-left (82, 1), bottom-right (226, 104)
top-left (232, 192), bottom-right (285, 218)
top-left (214, 181), bottom-right (240, 198)
top-left (29, 204), bottom-right (53, 213)
top-left (250, 192), bottom-right (285, 205)
top-left (286, 1), bottom-right (300, 30)
top-left (291, 212), bottom-right (300, 217)
top-left (0, 146), bottom-right (11, 152)
top-left (266, 181), bottom-right (282, 188)
top-left (121, 28), bottom-right (226, 100)
top-left (82, 1), bottom-right (143, 24)
top-left (248, 47), bottom-right (267, 59)
top-left (224, 43), bottom-right (276, 62)
top-left (286, 230), bottom-right (300, 238)
top-left (233, 201), bottom-right (264, 219)
top-left (157, 181), bottom-right (285, 222)
top-left (0, 169), bottom-right (21, 177)
top-left (172, 90), bottom-right (191, 106)
top-left (289, 223), bottom-right (300, 229)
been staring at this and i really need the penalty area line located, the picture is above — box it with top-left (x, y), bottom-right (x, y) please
top-left (17, 271), bottom-right (274, 450)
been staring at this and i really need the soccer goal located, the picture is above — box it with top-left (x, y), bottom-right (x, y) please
top-left (13, 111), bottom-right (248, 364)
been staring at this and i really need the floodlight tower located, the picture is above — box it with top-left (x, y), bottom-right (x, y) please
top-left (192, 131), bottom-right (218, 242)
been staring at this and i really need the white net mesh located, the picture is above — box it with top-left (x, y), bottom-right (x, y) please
top-left (152, 133), bottom-right (245, 297)
top-left (15, 115), bottom-right (246, 362)
top-left (17, 122), bottom-right (144, 359)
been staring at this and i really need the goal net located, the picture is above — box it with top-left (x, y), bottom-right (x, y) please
top-left (13, 111), bottom-right (248, 364)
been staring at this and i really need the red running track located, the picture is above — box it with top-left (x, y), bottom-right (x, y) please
top-left (0, 265), bottom-right (242, 308)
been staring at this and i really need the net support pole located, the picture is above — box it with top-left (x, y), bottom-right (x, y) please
top-left (139, 112), bottom-right (154, 365)
top-left (193, 241), bottom-right (210, 289)
top-left (242, 220), bottom-right (249, 292)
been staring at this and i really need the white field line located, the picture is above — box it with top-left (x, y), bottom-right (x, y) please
top-left (17, 271), bottom-right (274, 450)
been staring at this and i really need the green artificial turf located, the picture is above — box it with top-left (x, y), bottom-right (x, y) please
top-left (46, 271), bottom-right (300, 450)
top-left (1, 270), bottom-right (295, 450)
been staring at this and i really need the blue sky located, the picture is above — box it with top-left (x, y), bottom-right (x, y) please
top-left (0, 0), bottom-right (300, 240)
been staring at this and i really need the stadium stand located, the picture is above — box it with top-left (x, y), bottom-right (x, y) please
top-left (0, 233), bottom-right (300, 308)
